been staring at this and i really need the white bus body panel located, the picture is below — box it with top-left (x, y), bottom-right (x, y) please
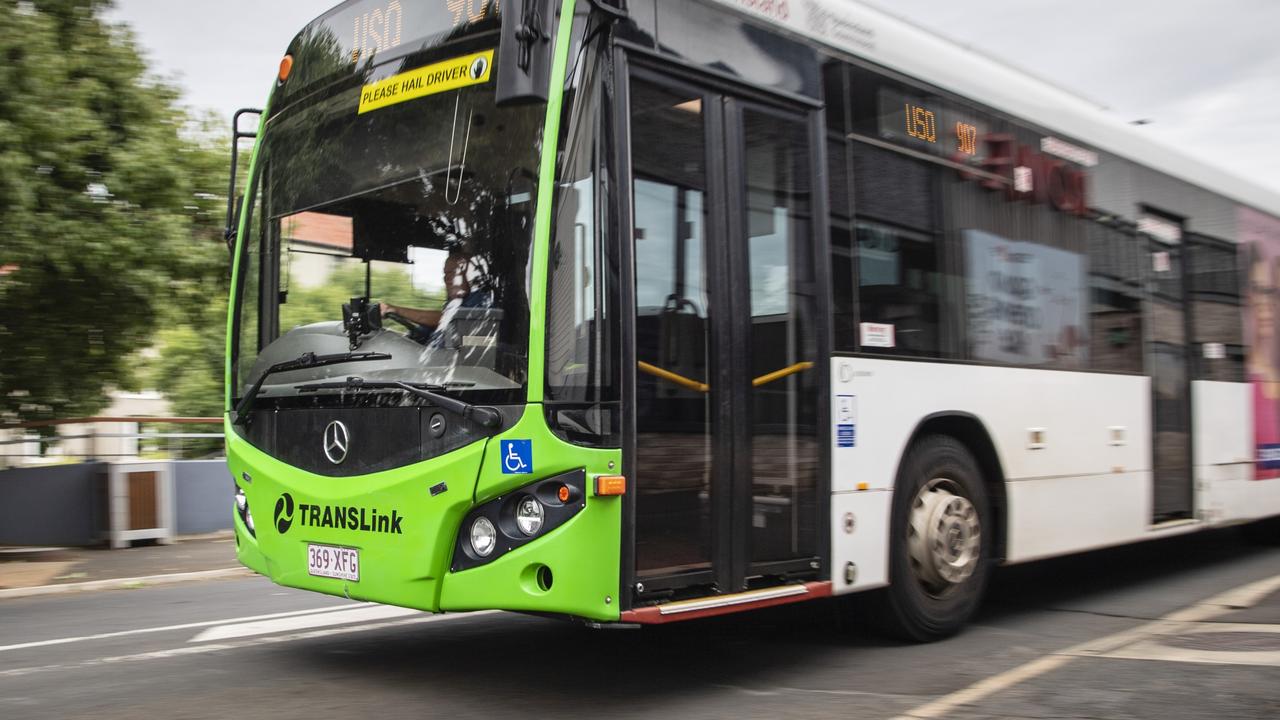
top-left (1194, 381), bottom-right (1280, 524)
top-left (830, 357), bottom-right (1159, 593)
top-left (828, 360), bottom-right (1280, 594)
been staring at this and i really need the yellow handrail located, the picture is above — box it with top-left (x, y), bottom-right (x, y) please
top-left (637, 361), bottom-right (710, 393)
top-left (752, 361), bottom-right (815, 387)
top-left (636, 360), bottom-right (815, 393)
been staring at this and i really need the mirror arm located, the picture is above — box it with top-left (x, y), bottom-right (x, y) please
top-left (224, 108), bottom-right (263, 255)
top-left (587, 0), bottom-right (628, 20)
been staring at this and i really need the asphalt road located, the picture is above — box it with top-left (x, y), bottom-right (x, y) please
top-left (1, 530), bottom-right (1278, 720)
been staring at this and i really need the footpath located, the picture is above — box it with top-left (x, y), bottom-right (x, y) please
top-left (0, 532), bottom-right (250, 599)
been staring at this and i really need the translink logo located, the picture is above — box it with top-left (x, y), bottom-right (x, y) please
top-left (273, 493), bottom-right (404, 535)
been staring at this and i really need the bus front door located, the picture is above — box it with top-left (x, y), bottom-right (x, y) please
top-left (624, 66), bottom-right (825, 604)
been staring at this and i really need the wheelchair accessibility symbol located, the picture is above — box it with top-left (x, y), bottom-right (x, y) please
top-left (500, 440), bottom-right (532, 474)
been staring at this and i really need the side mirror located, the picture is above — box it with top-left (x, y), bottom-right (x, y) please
top-left (495, 0), bottom-right (556, 106)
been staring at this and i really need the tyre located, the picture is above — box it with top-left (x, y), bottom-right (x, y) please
top-left (875, 434), bottom-right (993, 642)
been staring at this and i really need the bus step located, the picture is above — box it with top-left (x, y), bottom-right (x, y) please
top-left (619, 581), bottom-right (831, 625)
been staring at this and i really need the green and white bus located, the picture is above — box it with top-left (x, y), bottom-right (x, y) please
top-left (227, 0), bottom-right (1280, 640)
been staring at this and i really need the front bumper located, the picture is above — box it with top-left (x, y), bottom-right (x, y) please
top-left (226, 408), bottom-right (623, 621)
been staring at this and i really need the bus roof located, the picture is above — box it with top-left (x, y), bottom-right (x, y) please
top-left (708, 0), bottom-right (1280, 221)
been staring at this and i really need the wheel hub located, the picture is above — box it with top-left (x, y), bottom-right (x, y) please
top-left (907, 480), bottom-right (981, 592)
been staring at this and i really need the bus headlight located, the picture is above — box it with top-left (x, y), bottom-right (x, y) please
top-left (515, 496), bottom-right (544, 536)
top-left (451, 469), bottom-right (587, 572)
top-left (470, 516), bottom-right (497, 557)
top-left (234, 481), bottom-right (255, 538)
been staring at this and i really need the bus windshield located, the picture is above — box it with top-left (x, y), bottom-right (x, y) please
top-left (234, 29), bottom-right (543, 409)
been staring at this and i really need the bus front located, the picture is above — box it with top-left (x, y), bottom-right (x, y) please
top-left (226, 0), bottom-right (621, 622)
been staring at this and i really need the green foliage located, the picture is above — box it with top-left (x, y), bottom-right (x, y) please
top-left (0, 0), bottom-right (230, 424)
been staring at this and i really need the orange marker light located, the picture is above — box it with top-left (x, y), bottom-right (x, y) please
top-left (595, 475), bottom-right (627, 496)
top-left (856, 482), bottom-right (869, 491)
top-left (557, 485), bottom-right (571, 503)
top-left (278, 55), bottom-right (294, 82)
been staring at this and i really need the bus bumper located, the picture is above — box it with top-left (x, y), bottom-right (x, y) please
top-left (225, 410), bottom-right (622, 622)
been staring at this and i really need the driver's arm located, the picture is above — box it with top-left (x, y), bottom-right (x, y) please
top-left (380, 302), bottom-right (442, 329)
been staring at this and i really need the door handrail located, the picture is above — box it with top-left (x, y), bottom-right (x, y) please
top-left (637, 361), bottom-right (709, 393)
top-left (637, 360), bottom-right (814, 393)
top-left (751, 361), bottom-right (815, 387)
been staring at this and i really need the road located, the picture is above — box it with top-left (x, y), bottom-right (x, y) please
top-left (1, 530), bottom-right (1278, 719)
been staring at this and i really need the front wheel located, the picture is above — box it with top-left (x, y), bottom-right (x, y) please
top-left (876, 435), bottom-right (993, 642)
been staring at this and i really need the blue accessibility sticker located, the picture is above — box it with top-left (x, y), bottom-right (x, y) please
top-left (500, 439), bottom-right (533, 474)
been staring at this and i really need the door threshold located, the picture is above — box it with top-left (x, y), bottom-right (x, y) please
top-left (1148, 517), bottom-right (1200, 531)
top-left (620, 581), bottom-right (831, 624)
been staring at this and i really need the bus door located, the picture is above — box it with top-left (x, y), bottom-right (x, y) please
top-left (1147, 221), bottom-right (1194, 521)
top-left (622, 63), bottom-right (826, 603)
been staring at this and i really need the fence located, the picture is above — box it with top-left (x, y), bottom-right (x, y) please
top-left (0, 459), bottom-right (234, 546)
top-left (0, 417), bottom-right (223, 469)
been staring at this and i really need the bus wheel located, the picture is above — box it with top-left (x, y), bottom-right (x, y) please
top-left (881, 435), bottom-right (992, 642)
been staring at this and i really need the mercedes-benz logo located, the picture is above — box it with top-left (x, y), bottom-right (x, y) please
top-left (323, 420), bottom-right (350, 465)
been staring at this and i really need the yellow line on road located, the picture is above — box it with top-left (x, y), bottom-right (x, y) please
top-left (892, 573), bottom-right (1280, 720)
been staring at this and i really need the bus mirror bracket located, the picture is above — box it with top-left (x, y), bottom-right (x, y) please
top-left (228, 193), bottom-right (244, 257)
top-left (224, 108), bottom-right (263, 259)
top-left (495, 0), bottom-right (555, 107)
top-left (587, 0), bottom-right (628, 19)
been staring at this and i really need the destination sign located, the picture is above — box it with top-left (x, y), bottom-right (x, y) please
top-left (876, 87), bottom-right (988, 161)
top-left (293, 0), bottom-right (500, 68)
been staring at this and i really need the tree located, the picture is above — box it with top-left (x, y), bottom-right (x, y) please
top-left (0, 0), bottom-right (228, 425)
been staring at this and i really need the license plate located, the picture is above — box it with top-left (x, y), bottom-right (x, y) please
top-left (307, 543), bottom-right (359, 582)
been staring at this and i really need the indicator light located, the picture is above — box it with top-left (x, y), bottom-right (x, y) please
top-left (278, 55), bottom-right (294, 82)
top-left (595, 475), bottom-right (627, 496)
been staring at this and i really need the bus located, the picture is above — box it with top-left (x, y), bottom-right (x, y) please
top-left (225, 0), bottom-right (1280, 640)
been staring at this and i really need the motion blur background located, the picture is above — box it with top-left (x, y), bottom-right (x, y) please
top-left (1, 0), bottom-right (1277, 454)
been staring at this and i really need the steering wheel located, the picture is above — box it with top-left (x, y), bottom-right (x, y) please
top-left (383, 311), bottom-right (434, 344)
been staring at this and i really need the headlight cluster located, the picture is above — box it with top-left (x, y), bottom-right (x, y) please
top-left (234, 482), bottom-right (255, 537)
top-left (453, 468), bottom-right (587, 572)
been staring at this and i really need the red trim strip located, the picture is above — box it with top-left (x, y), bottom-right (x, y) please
top-left (619, 582), bottom-right (832, 625)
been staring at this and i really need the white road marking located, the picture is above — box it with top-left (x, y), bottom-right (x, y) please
top-left (1078, 622), bottom-right (1280, 668)
top-left (0, 611), bottom-right (497, 679)
top-left (0, 603), bottom-right (369, 654)
top-left (189, 604), bottom-right (420, 642)
top-left (892, 572), bottom-right (1280, 720)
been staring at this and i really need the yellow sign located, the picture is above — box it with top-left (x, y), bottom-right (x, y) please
top-left (357, 49), bottom-right (494, 115)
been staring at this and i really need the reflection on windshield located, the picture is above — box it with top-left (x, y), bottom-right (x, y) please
top-left (247, 171), bottom-right (534, 401)
top-left (236, 36), bottom-right (544, 406)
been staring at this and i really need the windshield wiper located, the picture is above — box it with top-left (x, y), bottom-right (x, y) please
top-left (233, 351), bottom-right (392, 425)
top-left (296, 377), bottom-right (502, 428)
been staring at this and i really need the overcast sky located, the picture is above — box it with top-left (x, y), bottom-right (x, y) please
top-left (107, 0), bottom-right (1280, 195)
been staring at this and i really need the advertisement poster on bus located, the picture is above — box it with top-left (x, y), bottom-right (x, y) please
top-left (1240, 206), bottom-right (1280, 480)
top-left (964, 229), bottom-right (1087, 367)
